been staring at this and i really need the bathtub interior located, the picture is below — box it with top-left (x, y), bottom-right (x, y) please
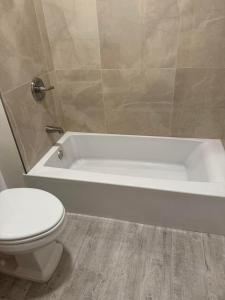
top-left (43, 133), bottom-right (225, 183)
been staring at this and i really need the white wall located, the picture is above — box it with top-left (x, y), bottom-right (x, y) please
top-left (0, 99), bottom-right (25, 188)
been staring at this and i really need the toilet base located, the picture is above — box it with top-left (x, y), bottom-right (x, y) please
top-left (0, 241), bottom-right (63, 282)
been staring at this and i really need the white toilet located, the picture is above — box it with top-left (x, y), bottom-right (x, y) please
top-left (0, 188), bottom-right (66, 282)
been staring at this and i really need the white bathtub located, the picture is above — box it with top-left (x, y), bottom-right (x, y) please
top-left (25, 132), bottom-right (225, 235)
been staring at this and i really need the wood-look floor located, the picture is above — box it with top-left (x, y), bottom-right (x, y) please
top-left (1, 213), bottom-right (225, 300)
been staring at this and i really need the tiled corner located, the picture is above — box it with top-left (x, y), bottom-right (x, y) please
top-left (33, 0), bottom-right (54, 71)
top-left (0, 0), bottom-right (48, 93)
top-left (2, 73), bottom-right (59, 170)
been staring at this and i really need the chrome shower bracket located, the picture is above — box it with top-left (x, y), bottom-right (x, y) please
top-left (31, 77), bottom-right (54, 101)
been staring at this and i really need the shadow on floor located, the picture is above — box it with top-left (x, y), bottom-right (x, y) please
top-left (26, 247), bottom-right (73, 298)
top-left (0, 247), bottom-right (73, 299)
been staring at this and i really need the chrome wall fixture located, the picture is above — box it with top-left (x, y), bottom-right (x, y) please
top-left (31, 77), bottom-right (54, 101)
top-left (45, 126), bottom-right (64, 134)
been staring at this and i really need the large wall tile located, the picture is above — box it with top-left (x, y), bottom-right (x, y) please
top-left (173, 68), bottom-right (225, 138)
top-left (144, 68), bottom-right (176, 103)
top-left (33, 0), bottom-right (54, 71)
top-left (41, 0), bottom-right (100, 69)
top-left (142, 0), bottom-right (179, 67)
top-left (2, 73), bottom-right (59, 170)
top-left (0, 0), bottom-right (47, 93)
top-left (177, 0), bottom-right (225, 67)
top-left (96, 0), bottom-right (142, 68)
top-left (55, 70), bottom-right (106, 133)
top-left (102, 69), bottom-right (145, 110)
top-left (1, 0), bottom-right (225, 172)
top-left (106, 103), bottom-right (172, 136)
top-left (47, 71), bottom-right (65, 126)
top-left (174, 68), bottom-right (225, 108)
top-left (102, 68), bottom-right (176, 110)
top-left (172, 107), bottom-right (225, 138)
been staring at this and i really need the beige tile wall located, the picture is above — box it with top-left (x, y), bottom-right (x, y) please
top-left (0, 0), bottom-right (63, 170)
top-left (38, 0), bottom-right (225, 139)
top-left (1, 0), bottom-right (225, 170)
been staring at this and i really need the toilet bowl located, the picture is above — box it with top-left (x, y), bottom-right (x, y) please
top-left (0, 188), bottom-right (66, 282)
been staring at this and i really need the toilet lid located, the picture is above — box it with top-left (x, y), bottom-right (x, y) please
top-left (0, 188), bottom-right (65, 241)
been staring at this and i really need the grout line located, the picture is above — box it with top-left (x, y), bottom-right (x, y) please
top-left (32, 0), bottom-right (53, 73)
top-left (100, 71), bottom-right (108, 133)
top-left (140, 0), bottom-right (144, 72)
top-left (95, 0), bottom-right (109, 133)
top-left (170, 0), bottom-right (182, 138)
top-left (95, 0), bottom-right (102, 71)
top-left (53, 66), bottom-right (225, 72)
top-left (38, 0), bottom-right (56, 71)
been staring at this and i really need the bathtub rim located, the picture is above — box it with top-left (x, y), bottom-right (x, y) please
top-left (27, 132), bottom-right (225, 198)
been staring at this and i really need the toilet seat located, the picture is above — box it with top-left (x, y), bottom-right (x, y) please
top-left (0, 188), bottom-right (65, 242)
top-left (0, 188), bottom-right (66, 282)
top-left (0, 212), bottom-right (65, 254)
top-left (0, 210), bottom-right (65, 245)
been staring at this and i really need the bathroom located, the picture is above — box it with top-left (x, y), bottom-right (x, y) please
top-left (0, 0), bottom-right (225, 298)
